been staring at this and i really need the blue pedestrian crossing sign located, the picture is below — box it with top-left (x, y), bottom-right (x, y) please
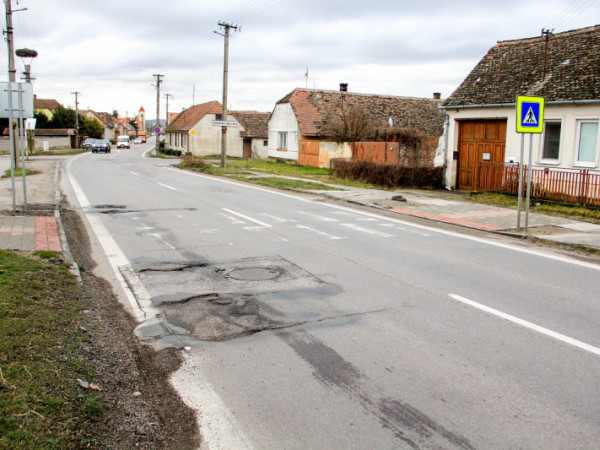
top-left (516, 96), bottom-right (544, 133)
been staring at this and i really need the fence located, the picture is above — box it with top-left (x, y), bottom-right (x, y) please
top-left (477, 162), bottom-right (600, 206)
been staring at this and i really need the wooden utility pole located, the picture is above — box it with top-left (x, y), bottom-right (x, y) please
top-left (72, 91), bottom-right (80, 148)
top-left (4, 0), bottom-right (16, 82)
top-left (164, 93), bottom-right (172, 125)
top-left (153, 74), bottom-right (164, 153)
top-left (216, 22), bottom-right (238, 168)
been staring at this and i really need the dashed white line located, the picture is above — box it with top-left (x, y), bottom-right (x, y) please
top-left (449, 294), bottom-right (600, 357)
top-left (158, 182), bottom-right (177, 191)
top-left (296, 224), bottom-right (344, 240)
top-left (223, 208), bottom-right (272, 228)
top-left (129, 171), bottom-right (139, 176)
top-left (379, 223), bottom-right (430, 236)
top-left (340, 223), bottom-right (395, 237)
top-left (259, 213), bottom-right (295, 223)
top-left (299, 211), bottom-right (338, 222)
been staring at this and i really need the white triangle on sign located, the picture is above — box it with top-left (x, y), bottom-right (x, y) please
top-left (523, 107), bottom-right (537, 124)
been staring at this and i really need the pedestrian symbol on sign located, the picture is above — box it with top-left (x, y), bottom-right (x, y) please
top-left (523, 107), bottom-right (537, 124)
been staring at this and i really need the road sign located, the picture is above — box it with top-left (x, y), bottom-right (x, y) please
top-left (516, 96), bottom-right (544, 133)
top-left (212, 120), bottom-right (237, 127)
top-left (154, 126), bottom-right (162, 134)
top-left (189, 129), bottom-right (196, 136)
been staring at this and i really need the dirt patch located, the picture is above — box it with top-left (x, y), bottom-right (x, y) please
top-left (59, 204), bottom-right (200, 448)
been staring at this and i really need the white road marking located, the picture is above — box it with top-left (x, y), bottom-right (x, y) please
top-left (167, 167), bottom-right (600, 272)
top-left (299, 211), bottom-right (338, 222)
top-left (149, 233), bottom-right (176, 250)
top-left (65, 155), bottom-right (157, 322)
top-left (449, 294), bottom-right (600, 357)
top-left (379, 223), bottom-right (431, 237)
top-left (340, 223), bottom-right (395, 237)
top-left (129, 171), bottom-right (139, 176)
top-left (296, 224), bottom-right (345, 240)
top-left (223, 208), bottom-right (272, 228)
top-left (158, 182), bottom-right (177, 191)
top-left (259, 213), bottom-right (295, 223)
top-left (171, 355), bottom-right (254, 450)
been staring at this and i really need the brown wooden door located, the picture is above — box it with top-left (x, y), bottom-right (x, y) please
top-left (243, 139), bottom-right (252, 159)
top-left (457, 120), bottom-right (506, 190)
top-left (298, 140), bottom-right (320, 167)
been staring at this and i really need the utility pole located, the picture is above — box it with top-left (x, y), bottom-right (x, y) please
top-left (164, 93), bottom-right (172, 125)
top-left (72, 92), bottom-right (80, 148)
top-left (4, 0), bottom-right (16, 82)
top-left (152, 74), bottom-right (164, 154)
top-left (215, 21), bottom-right (238, 168)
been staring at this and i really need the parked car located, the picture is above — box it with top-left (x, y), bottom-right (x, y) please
top-left (91, 139), bottom-right (111, 153)
top-left (133, 137), bottom-right (142, 144)
top-left (83, 138), bottom-right (97, 150)
top-left (116, 135), bottom-right (130, 149)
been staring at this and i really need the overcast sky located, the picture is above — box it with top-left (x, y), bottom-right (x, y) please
top-left (2, 0), bottom-right (598, 120)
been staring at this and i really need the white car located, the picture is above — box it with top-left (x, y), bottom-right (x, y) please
top-left (116, 136), bottom-right (130, 149)
top-left (133, 138), bottom-right (142, 144)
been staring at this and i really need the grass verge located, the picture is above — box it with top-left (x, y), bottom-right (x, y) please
top-left (0, 250), bottom-right (101, 448)
top-left (2, 168), bottom-right (40, 178)
top-left (234, 176), bottom-right (341, 191)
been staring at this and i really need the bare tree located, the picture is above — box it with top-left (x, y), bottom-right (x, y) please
top-left (323, 104), bottom-right (375, 143)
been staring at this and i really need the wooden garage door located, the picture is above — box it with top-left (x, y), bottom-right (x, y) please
top-left (299, 140), bottom-right (320, 167)
top-left (457, 120), bottom-right (506, 190)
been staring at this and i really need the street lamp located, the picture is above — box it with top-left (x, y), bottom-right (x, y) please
top-left (15, 48), bottom-right (37, 82)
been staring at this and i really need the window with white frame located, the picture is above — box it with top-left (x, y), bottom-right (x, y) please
top-left (576, 120), bottom-right (599, 166)
top-left (541, 121), bottom-right (561, 161)
top-left (278, 132), bottom-right (287, 150)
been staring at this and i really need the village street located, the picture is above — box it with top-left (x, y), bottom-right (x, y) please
top-left (60, 142), bottom-right (600, 449)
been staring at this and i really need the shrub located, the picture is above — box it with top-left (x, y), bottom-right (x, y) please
top-left (330, 159), bottom-right (444, 189)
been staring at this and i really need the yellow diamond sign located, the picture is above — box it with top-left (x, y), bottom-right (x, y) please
top-left (189, 129), bottom-right (196, 136)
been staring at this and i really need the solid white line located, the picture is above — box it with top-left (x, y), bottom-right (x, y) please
top-left (158, 182), bottom-right (177, 191)
top-left (222, 208), bottom-right (272, 228)
top-left (340, 223), bottom-right (395, 237)
top-left (449, 294), bottom-right (600, 357)
top-left (165, 167), bottom-right (600, 272)
top-left (296, 224), bottom-right (344, 240)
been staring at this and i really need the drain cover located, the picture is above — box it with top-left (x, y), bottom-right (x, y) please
top-left (228, 267), bottom-right (281, 281)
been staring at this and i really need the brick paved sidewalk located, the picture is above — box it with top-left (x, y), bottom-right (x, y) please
top-left (0, 215), bottom-right (62, 252)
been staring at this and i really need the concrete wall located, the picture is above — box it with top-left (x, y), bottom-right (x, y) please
top-left (318, 141), bottom-right (352, 167)
top-left (0, 136), bottom-right (70, 152)
top-left (251, 138), bottom-right (269, 159)
top-left (443, 103), bottom-right (600, 188)
top-left (268, 103), bottom-right (299, 161)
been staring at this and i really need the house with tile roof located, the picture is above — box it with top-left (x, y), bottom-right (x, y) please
top-left (269, 86), bottom-right (445, 167)
top-left (165, 101), bottom-right (266, 158)
top-left (81, 110), bottom-right (115, 141)
top-left (231, 111), bottom-right (270, 158)
top-left (441, 25), bottom-right (600, 190)
top-left (33, 96), bottom-right (61, 120)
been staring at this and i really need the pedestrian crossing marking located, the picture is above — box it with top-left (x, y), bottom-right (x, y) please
top-left (523, 107), bottom-right (537, 124)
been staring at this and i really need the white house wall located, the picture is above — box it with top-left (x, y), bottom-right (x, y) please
top-left (268, 103), bottom-right (299, 161)
top-left (251, 138), bottom-right (268, 159)
top-left (443, 103), bottom-right (600, 188)
top-left (167, 113), bottom-right (245, 157)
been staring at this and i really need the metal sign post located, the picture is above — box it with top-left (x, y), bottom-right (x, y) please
top-left (515, 96), bottom-right (544, 232)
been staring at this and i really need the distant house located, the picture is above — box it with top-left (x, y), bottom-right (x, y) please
top-left (33, 96), bottom-right (60, 120)
top-left (268, 86), bottom-right (445, 167)
top-left (441, 25), bottom-right (600, 190)
top-left (231, 111), bottom-right (270, 158)
top-left (165, 101), bottom-right (263, 158)
top-left (81, 110), bottom-right (115, 141)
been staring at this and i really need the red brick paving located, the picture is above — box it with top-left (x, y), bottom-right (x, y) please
top-left (35, 216), bottom-right (62, 251)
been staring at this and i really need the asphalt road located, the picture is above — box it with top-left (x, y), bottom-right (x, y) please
top-left (63, 142), bottom-right (600, 449)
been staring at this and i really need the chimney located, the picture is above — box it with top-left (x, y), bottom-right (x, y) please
top-left (339, 83), bottom-right (348, 92)
top-left (433, 92), bottom-right (441, 100)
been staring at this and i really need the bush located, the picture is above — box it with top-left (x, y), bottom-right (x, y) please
top-left (330, 159), bottom-right (444, 189)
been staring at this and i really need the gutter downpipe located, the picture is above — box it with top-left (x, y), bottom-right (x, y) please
top-left (437, 103), bottom-right (451, 189)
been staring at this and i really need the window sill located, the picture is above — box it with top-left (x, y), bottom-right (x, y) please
top-left (537, 160), bottom-right (560, 166)
top-left (573, 163), bottom-right (597, 169)
top-left (277, 148), bottom-right (288, 152)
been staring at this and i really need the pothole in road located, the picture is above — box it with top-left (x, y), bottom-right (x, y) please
top-left (127, 256), bottom-right (325, 347)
